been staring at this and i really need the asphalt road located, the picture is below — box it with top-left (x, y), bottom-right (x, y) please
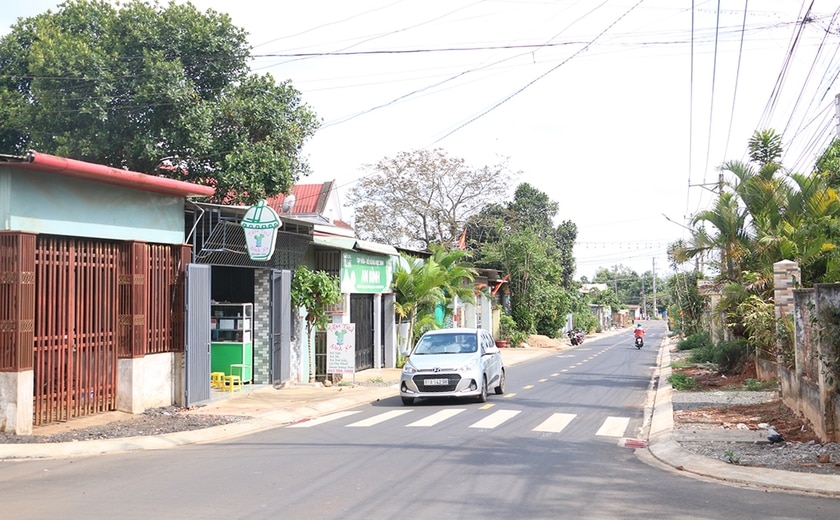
top-left (1, 322), bottom-right (837, 519)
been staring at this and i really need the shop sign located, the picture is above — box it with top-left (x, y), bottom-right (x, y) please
top-left (340, 251), bottom-right (391, 293)
top-left (241, 200), bottom-right (281, 261)
top-left (327, 323), bottom-right (356, 375)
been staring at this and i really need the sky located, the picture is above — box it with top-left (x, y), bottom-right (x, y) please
top-left (4, 1), bottom-right (840, 281)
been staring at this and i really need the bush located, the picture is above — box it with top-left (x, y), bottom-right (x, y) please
top-left (688, 345), bottom-right (714, 364)
top-left (712, 340), bottom-right (750, 374)
top-left (687, 339), bottom-right (750, 375)
top-left (668, 372), bottom-right (698, 390)
top-left (677, 332), bottom-right (712, 351)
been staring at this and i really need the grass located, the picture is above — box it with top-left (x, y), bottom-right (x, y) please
top-left (744, 378), bottom-right (777, 391)
top-left (670, 360), bottom-right (692, 369)
top-left (667, 372), bottom-right (698, 391)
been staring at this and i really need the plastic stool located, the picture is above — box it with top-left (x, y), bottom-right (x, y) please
top-left (223, 375), bottom-right (242, 393)
top-left (210, 372), bottom-right (226, 389)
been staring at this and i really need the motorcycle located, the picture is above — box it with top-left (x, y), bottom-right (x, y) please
top-left (634, 336), bottom-right (644, 349)
top-left (568, 329), bottom-right (584, 346)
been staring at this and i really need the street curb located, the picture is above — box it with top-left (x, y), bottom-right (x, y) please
top-left (0, 385), bottom-right (400, 461)
top-left (643, 341), bottom-right (840, 497)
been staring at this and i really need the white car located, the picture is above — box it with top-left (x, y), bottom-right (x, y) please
top-left (400, 328), bottom-right (506, 405)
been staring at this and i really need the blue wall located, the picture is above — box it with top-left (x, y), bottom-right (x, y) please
top-left (1, 167), bottom-right (186, 244)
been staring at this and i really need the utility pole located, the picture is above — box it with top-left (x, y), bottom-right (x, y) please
top-left (652, 258), bottom-right (657, 319)
top-left (835, 93), bottom-right (840, 139)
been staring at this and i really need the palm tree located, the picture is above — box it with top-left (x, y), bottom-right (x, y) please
top-left (392, 244), bottom-right (478, 350)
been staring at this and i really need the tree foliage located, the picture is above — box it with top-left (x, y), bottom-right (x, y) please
top-left (475, 183), bottom-right (576, 337)
top-left (0, 0), bottom-right (319, 204)
top-left (347, 149), bottom-right (516, 249)
top-left (392, 245), bottom-right (477, 347)
top-left (290, 265), bottom-right (341, 382)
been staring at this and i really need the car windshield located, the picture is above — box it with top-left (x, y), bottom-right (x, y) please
top-left (413, 333), bottom-right (477, 354)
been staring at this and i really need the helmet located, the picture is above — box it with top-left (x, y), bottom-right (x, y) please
top-left (637, 323), bottom-right (642, 328)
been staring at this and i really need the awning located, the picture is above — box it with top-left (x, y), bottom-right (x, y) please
top-left (312, 235), bottom-right (357, 250)
top-left (354, 239), bottom-right (398, 256)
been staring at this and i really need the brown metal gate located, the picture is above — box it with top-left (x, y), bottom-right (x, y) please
top-left (33, 237), bottom-right (119, 425)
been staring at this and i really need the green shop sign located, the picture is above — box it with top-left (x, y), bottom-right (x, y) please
top-left (340, 251), bottom-right (392, 294)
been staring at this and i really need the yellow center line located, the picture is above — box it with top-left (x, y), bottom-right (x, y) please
top-left (551, 373), bottom-right (559, 377)
top-left (479, 403), bottom-right (495, 410)
top-left (538, 378), bottom-right (547, 383)
top-left (523, 384), bottom-right (534, 389)
top-left (504, 393), bottom-right (516, 398)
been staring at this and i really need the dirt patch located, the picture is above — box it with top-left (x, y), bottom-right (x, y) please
top-left (526, 334), bottom-right (564, 348)
top-left (676, 360), bottom-right (757, 389)
top-left (674, 400), bottom-right (820, 443)
top-left (671, 357), bottom-right (819, 443)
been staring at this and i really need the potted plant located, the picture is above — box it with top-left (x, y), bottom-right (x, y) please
top-left (497, 313), bottom-right (516, 348)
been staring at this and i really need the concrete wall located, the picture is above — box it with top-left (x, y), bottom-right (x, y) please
top-left (0, 371), bottom-right (34, 435)
top-left (772, 261), bottom-right (839, 442)
top-left (1, 168), bottom-right (186, 244)
top-left (117, 353), bottom-right (174, 414)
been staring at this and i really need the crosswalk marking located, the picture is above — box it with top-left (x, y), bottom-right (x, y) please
top-left (533, 413), bottom-right (576, 433)
top-left (346, 410), bottom-right (413, 427)
top-left (596, 416), bottom-right (630, 437)
top-left (407, 409), bottom-right (466, 427)
top-left (469, 409), bottom-right (521, 429)
top-left (286, 409), bottom-right (633, 438)
top-left (288, 411), bottom-right (361, 428)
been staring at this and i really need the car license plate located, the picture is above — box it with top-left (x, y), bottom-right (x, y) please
top-left (425, 378), bottom-right (449, 386)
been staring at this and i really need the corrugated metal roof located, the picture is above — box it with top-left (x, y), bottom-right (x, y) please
top-left (4, 151), bottom-right (215, 198)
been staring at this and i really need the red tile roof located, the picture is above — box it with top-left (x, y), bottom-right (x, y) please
top-left (267, 181), bottom-right (335, 216)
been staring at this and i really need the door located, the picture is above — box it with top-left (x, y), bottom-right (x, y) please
top-left (270, 269), bottom-right (292, 384)
top-left (185, 264), bottom-right (211, 406)
top-left (350, 294), bottom-right (374, 370)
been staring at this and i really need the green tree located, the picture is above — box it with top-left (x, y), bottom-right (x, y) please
top-left (290, 266), bottom-right (341, 382)
top-left (347, 149), bottom-right (517, 249)
top-left (478, 185), bottom-right (574, 338)
top-left (392, 245), bottom-right (477, 349)
top-left (0, 0), bottom-right (319, 204)
top-left (665, 271), bottom-right (706, 336)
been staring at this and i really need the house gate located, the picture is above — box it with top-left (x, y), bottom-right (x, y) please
top-left (32, 237), bottom-right (119, 425)
top-left (350, 294), bottom-right (374, 370)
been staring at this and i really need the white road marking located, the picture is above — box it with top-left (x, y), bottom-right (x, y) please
top-left (596, 416), bottom-right (630, 437)
top-left (469, 409), bottom-right (521, 429)
top-left (288, 411), bottom-right (361, 428)
top-left (346, 409), bottom-right (413, 427)
top-left (532, 413), bottom-right (577, 433)
top-left (407, 408), bottom-right (466, 427)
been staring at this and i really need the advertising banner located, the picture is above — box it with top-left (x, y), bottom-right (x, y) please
top-left (326, 323), bottom-right (356, 375)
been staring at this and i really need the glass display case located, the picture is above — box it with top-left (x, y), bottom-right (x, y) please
top-left (210, 303), bottom-right (253, 383)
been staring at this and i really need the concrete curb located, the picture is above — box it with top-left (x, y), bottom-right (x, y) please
top-left (0, 385), bottom-right (400, 460)
top-left (643, 341), bottom-right (840, 497)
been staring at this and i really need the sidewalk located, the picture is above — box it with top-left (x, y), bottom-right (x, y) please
top-left (2, 331), bottom-right (839, 496)
top-left (645, 342), bottom-right (840, 497)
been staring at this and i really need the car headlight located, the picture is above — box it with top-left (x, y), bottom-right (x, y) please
top-left (403, 359), bottom-right (418, 374)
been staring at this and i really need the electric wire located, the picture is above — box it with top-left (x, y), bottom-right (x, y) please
top-left (431, 0), bottom-right (646, 144)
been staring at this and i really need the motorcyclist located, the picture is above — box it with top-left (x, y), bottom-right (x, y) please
top-left (634, 323), bottom-right (645, 346)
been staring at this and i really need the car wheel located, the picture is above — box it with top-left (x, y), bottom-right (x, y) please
top-left (401, 396), bottom-right (414, 405)
top-left (494, 369), bottom-right (505, 395)
top-left (477, 375), bottom-right (488, 403)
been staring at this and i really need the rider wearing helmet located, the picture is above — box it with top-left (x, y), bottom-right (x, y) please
top-left (634, 323), bottom-right (645, 340)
